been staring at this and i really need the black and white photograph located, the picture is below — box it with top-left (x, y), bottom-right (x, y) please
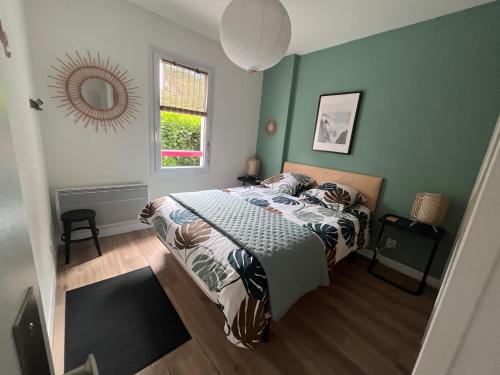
top-left (312, 91), bottom-right (362, 154)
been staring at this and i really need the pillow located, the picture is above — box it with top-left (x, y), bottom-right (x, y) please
top-left (261, 172), bottom-right (314, 196)
top-left (300, 181), bottom-right (365, 211)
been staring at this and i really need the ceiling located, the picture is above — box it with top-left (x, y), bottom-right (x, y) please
top-left (130, 0), bottom-right (492, 55)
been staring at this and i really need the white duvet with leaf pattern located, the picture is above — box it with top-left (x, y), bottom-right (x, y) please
top-left (139, 186), bottom-right (371, 348)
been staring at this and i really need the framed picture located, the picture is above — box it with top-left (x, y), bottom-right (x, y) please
top-left (312, 91), bottom-right (362, 154)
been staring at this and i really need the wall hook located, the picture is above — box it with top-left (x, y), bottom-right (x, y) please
top-left (30, 98), bottom-right (44, 111)
top-left (0, 20), bottom-right (11, 58)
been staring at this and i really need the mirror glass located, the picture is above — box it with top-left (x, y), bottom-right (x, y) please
top-left (80, 78), bottom-right (116, 110)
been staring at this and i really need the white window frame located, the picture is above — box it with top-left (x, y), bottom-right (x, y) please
top-left (150, 48), bottom-right (214, 175)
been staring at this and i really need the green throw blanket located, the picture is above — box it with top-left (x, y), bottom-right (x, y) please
top-left (170, 189), bottom-right (329, 320)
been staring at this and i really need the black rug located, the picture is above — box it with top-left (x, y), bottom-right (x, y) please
top-left (65, 266), bottom-right (191, 374)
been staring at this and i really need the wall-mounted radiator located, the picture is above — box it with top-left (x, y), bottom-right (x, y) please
top-left (55, 184), bottom-right (149, 239)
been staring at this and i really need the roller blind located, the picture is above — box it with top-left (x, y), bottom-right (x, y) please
top-left (160, 59), bottom-right (208, 117)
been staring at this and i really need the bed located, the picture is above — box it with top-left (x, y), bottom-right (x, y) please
top-left (139, 162), bottom-right (383, 348)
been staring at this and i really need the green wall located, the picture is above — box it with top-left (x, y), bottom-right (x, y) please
top-left (256, 2), bottom-right (500, 278)
top-left (256, 55), bottom-right (298, 178)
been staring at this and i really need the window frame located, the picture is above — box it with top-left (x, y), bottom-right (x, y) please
top-left (150, 48), bottom-right (214, 175)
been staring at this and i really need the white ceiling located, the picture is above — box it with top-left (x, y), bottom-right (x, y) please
top-left (130, 0), bottom-right (492, 55)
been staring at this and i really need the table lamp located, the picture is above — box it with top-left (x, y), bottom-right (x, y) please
top-left (245, 158), bottom-right (261, 178)
top-left (411, 192), bottom-right (448, 232)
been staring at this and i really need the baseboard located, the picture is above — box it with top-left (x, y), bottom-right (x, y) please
top-left (358, 249), bottom-right (442, 289)
top-left (56, 221), bottom-right (149, 246)
top-left (98, 221), bottom-right (149, 238)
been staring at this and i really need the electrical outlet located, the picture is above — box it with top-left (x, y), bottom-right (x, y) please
top-left (386, 238), bottom-right (397, 249)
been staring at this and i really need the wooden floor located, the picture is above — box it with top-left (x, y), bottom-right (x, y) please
top-left (53, 229), bottom-right (437, 375)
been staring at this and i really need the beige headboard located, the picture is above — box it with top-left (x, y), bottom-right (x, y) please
top-left (283, 161), bottom-right (384, 213)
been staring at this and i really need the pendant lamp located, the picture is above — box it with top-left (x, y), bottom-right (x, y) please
top-left (220, 0), bottom-right (291, 73)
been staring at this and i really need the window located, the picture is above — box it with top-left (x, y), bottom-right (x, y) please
top-left (152, 51), bottom-right (212, 173)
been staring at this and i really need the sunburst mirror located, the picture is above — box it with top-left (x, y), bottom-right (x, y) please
top-left (48, 50), bottom-right (139, 132)
top-left (265, 118), bottom-right (278, 136)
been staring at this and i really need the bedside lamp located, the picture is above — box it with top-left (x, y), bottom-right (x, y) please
top-left (411, 192), bottom-right (448, 232)
top-left (245, 158), bottom-right (261, 178)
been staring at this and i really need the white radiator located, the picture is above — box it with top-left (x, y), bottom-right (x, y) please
top-left (55, 184), bottom-right (149, 240)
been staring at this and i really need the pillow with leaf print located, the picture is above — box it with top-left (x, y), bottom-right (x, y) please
top-left (261, 172), bottom-right (314, 196)
top-left (300, 181), bottom-right (366, 211)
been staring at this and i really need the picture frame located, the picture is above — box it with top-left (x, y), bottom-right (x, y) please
top-left (312, 91), bottom-right (363, 154)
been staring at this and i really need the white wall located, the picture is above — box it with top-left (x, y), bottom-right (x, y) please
top-left (0, 64), bottom-right (36, 375)
top-left (0, 3), bottom-right (54, 374)
top-left (449, 259), bottom-right (500, 375)
top-left (0, 78), bottom-right (43, 375)
top-left (412, 119), bottom-right (500, 374)
top-left (24, 0), bottom-right (263, 210)
top-left (1, 0), bottom-right (57, 345)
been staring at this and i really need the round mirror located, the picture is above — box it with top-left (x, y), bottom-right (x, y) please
top-left (80, 78), bottom-right (116, 110)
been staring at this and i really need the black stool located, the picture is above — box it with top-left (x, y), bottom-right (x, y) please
top-left (61, 209), bottom-right (102, 264)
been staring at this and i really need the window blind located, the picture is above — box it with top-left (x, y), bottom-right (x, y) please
top-left (160, 59), bottom-right (208, 117)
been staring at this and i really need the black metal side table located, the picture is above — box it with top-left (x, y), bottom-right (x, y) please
top-left (369, 214), bottom-right (445, 295)
top-left (237, 176), bottom-right (261, 186)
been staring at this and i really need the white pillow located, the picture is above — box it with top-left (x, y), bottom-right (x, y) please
top-left (261, 172), bottom-right (314, 196)
top-left (300, 181), bottom-right (365, 211)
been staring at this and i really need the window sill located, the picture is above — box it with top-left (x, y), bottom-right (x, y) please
top-left (154, 165), bottom-right (209, 176)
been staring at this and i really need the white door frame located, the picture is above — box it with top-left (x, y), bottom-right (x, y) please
top-left (412, 116), bottom-right (500, 375)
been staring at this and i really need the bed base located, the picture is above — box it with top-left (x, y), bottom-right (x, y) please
top-left (261, 319), bottom-right (271, 343)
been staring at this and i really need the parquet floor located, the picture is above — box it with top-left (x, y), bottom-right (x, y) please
top-left (53, 229), bottom-right (436, 375)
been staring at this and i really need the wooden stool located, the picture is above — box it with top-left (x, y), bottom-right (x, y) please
top-left (61, 209), bottom-right (102, 264)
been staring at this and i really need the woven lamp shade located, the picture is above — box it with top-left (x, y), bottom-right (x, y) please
top-left (245, 158), bottom-right (261, 177)
top-left (411, 192), bottom-right (448, 226)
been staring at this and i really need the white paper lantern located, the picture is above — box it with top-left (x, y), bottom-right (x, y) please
top-left (220, 0), bottom-right (291, 73)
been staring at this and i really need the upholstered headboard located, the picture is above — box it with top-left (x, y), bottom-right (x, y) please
top-left (283, 161), bottom-right (384, 213)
